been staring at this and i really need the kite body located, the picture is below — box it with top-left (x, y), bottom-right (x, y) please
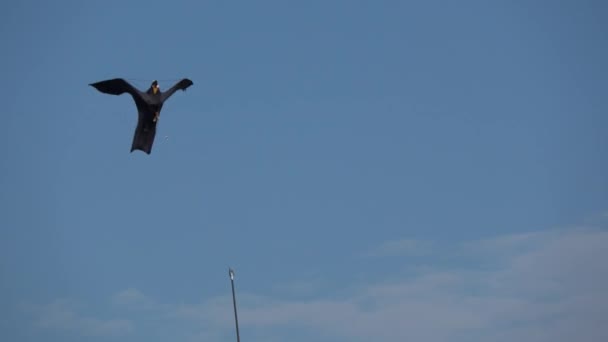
top-left (89, 78), bottom-right (193, 154)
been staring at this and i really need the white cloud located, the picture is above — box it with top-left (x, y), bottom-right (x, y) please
top-left (167, 227), bottom-right (608, 342)
top-left (21, 298), bottom-right (133, 337)
top-left (111, 288), bottom-right (157, 310)
top-left (364, 238), bottom-right (432, 257)
top-left (112, 288), bottom-right (147, 305)
top-left (19, 227), bottom-right (608, 342)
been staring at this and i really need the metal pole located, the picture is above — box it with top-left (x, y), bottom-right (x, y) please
top-left (229, 268), bottom-right (241, 342)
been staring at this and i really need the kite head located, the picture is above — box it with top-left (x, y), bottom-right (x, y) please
top-left (151, 80), bottom-right (159, 94)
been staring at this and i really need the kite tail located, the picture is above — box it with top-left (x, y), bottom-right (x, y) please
top-left (131, 125), bottom-right (156, 154)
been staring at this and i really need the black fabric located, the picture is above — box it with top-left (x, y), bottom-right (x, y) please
top-left (90, 78), bottom-right (193, 154)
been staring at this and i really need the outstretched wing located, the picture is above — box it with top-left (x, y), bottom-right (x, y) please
top-left (89, 78), bottom-right (141, 97)
top-left (160, 78), bottom-right (193, 102)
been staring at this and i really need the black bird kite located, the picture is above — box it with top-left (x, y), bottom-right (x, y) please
top-left (90, 78), bottom-right (193, 154)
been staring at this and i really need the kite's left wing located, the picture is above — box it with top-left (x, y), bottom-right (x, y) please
top-left (160, 78), bottom-right (193, 102)
top-left (89, 78), bottom-right (141, 97)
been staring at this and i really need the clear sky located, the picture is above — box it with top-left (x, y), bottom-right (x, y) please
top-left (1, 1), bottom-right (607, 341)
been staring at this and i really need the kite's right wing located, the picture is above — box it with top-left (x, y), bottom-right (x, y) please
top-left (160, 78), bottom-right (193, 103)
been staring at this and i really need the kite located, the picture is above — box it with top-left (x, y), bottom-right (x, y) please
top-left (89, 78), bottom-right (193, 154)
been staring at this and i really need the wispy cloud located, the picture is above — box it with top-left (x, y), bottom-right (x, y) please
top-left (111, 288), bottom-right (157, 311)
top-left (168, 227), bottom-right (608, 341)
top-left (272, 278), bottom-right (328, 296)
top-left (18, 226), bottom-right (608, 342)
top-left (364, 237), bottom-right (432, 257)
top-left (20, 298), bottom-right (133, 337)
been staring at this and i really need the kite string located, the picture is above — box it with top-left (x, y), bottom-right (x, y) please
top-left (125, 77), bottom-right (184, 83)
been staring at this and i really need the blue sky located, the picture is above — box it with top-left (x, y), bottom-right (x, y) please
top-left (1, 0), bottom-right (607, 341)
